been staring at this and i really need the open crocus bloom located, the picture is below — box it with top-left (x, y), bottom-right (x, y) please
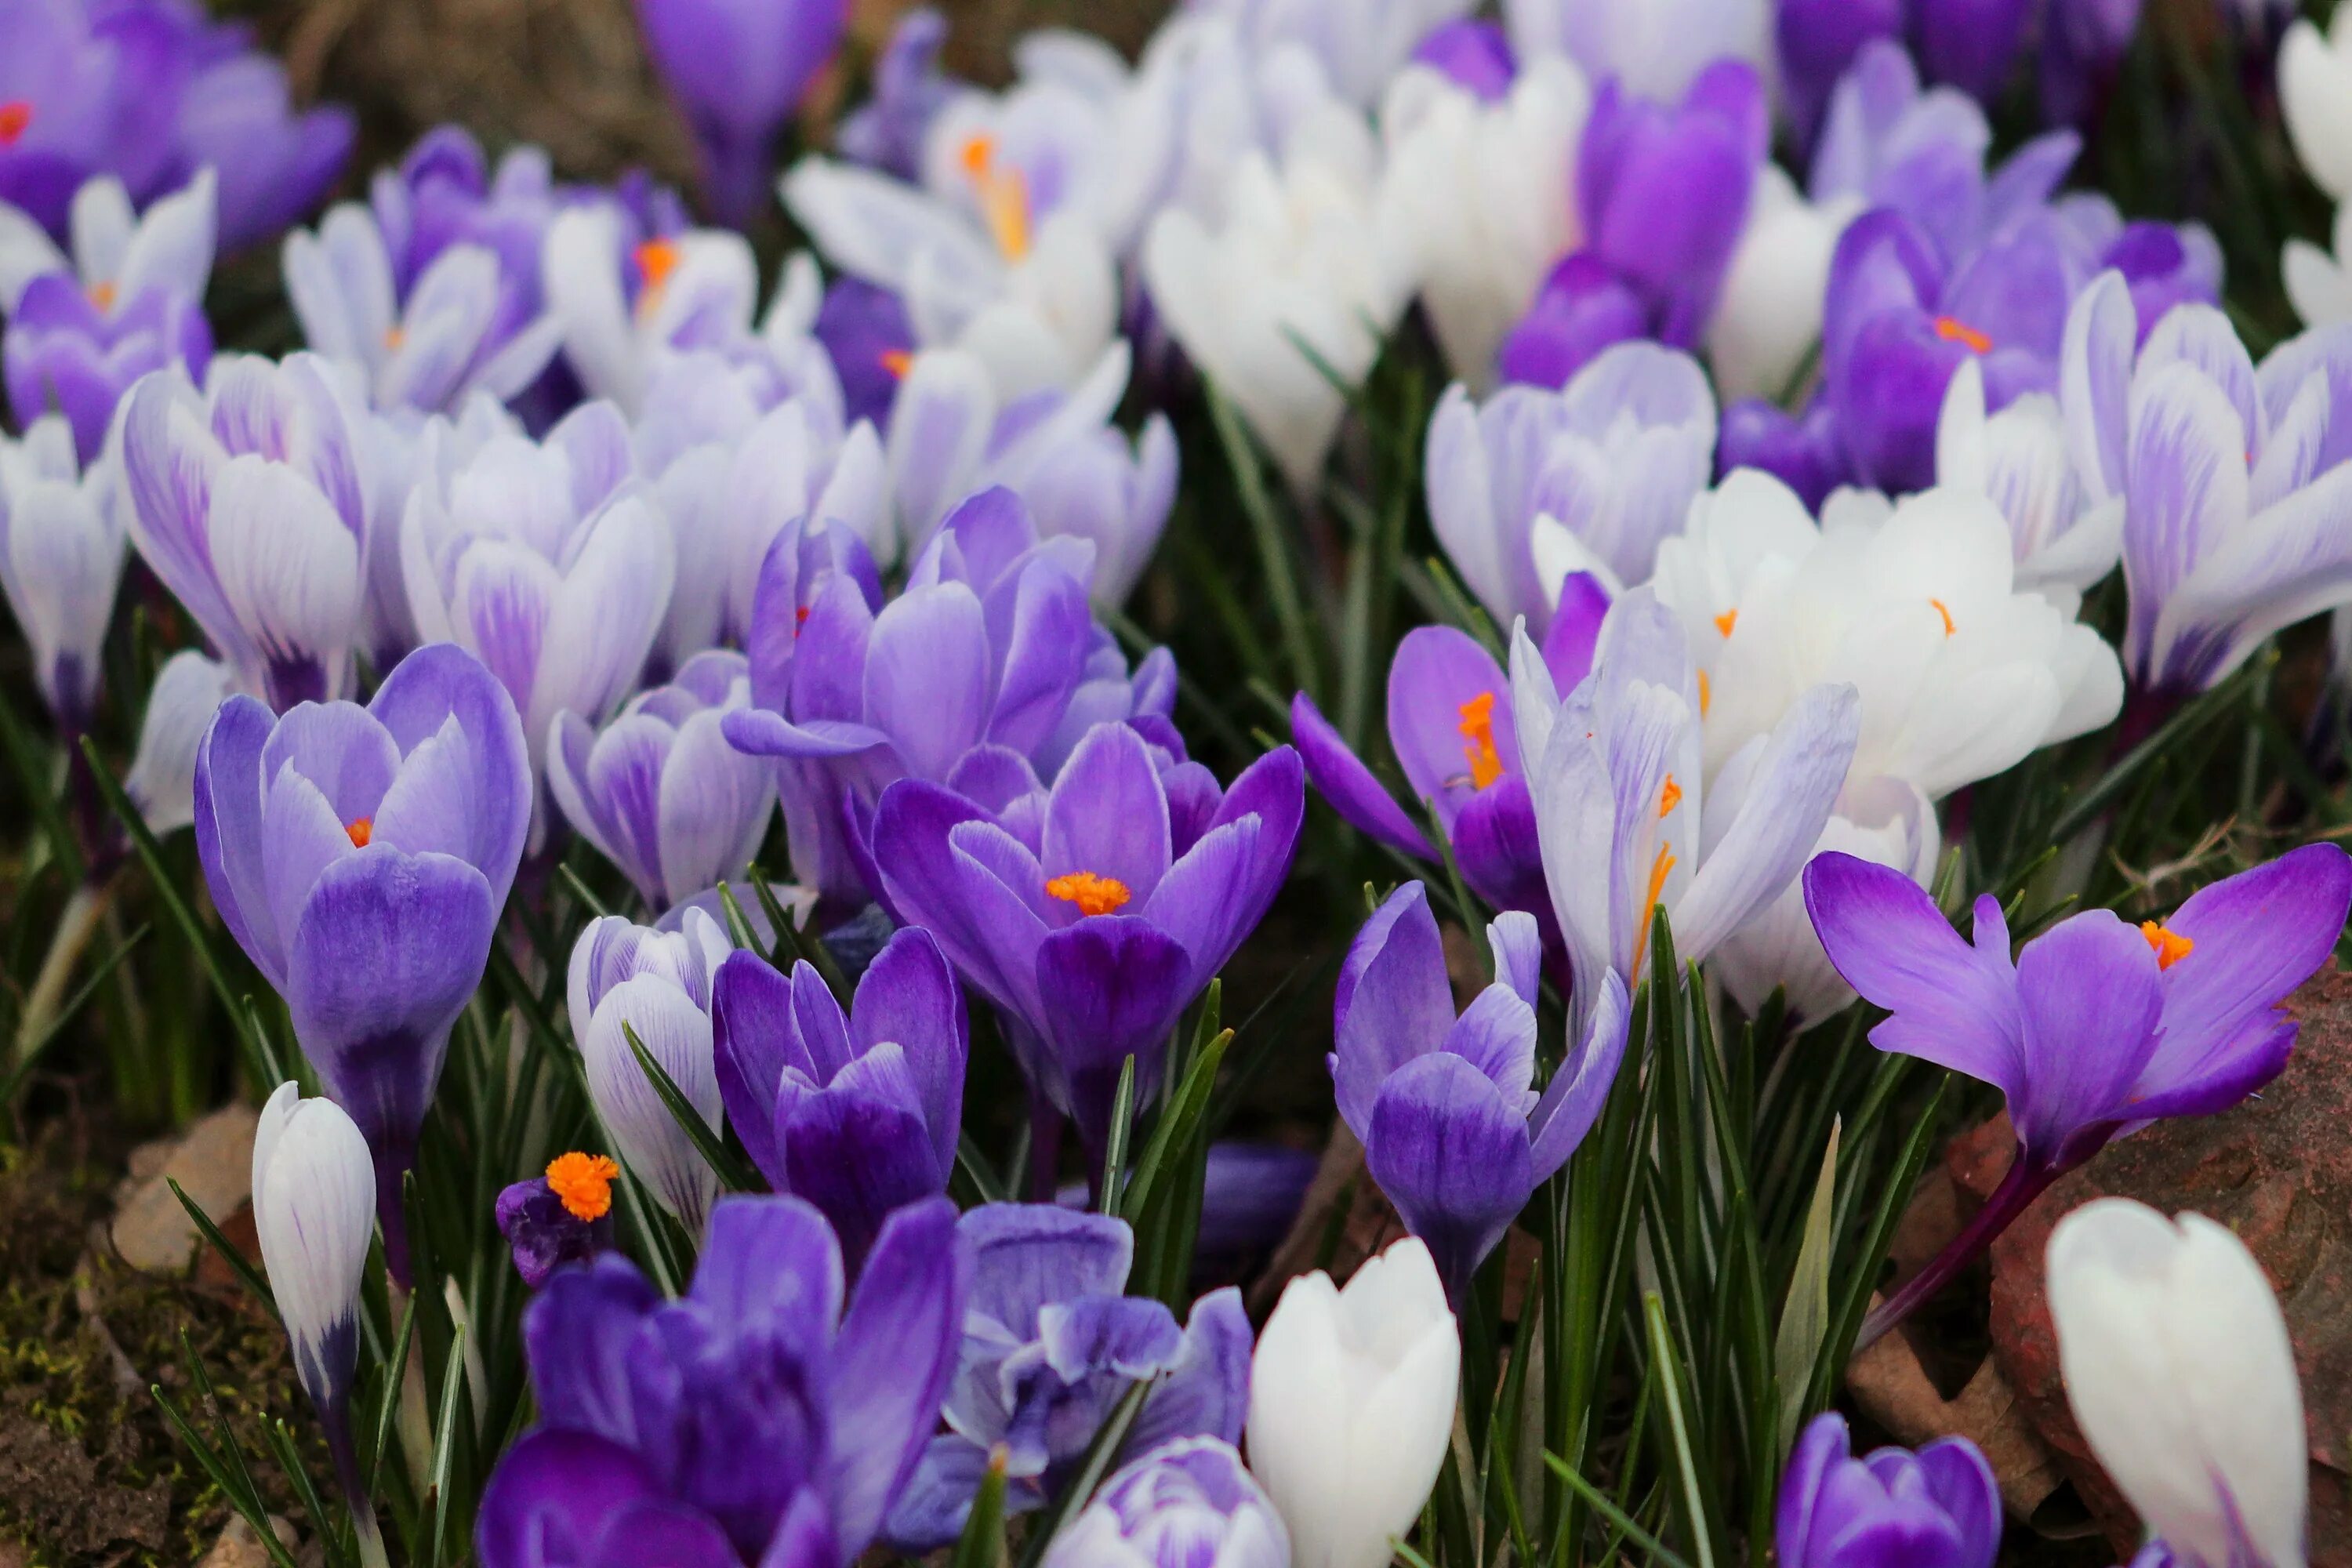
top-left (1043, 1437), bottom-right (1289, 1568)
top-left (1333, 883), bottom-right (1629, 1302)
top-left (0, 168), bottom-right (215, 320)
top-left (539, 205), bottom-right (770, 416)
top-left (1934, 356), bottom-right (2121, 601)
top-left (1805, 841), bottom-right (2352, 1341)
top-left (871, 721), bottom-right (1302, 1165)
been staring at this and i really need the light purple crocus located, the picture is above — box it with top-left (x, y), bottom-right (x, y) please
top-left (1804, 840), bottom-right (2352, 1343)
top-left (0, 412), bottom-right (122, 733)
top-left (193, 642), bottom-right (532, 1280)
top-left (635, 0), bottom-right (851, 226)
top-left (2060, 272), bottom-right (2352, 700)
top-left (548, 650), bottom-right (775, 913)
top-left (711, 927), bottom-right (968, 1272)
top-left (1044, 1437), bottom-right (1289, 1568)
top-left (870, 722), bottom-right (1302, 1171)
top-left (0, 0), bottom-right (182, 236)
top-left (1335, 883), bottom-right (1630, 1303)
top-left (121, 354), bottom-right (372, 712)
top-left (1413, 19), bottom-right (1518, 100)
top-left (836, 8), bottom-right (956, 182)
top-left (5, 272), bottom-right (210, 463)
top-left (1777, 1413), bottom-right (2002, 1568)
top-left (1291, 596), bottom-right (1607, 960)
top-left (884, 1204), bottom-right (1252, 1549)
top-left (169, 51), bottom-right (353, 251)
top-left (370, 125), bottom-right (561, 301)
top-left (477, 1194), bottom-right (969, 1568)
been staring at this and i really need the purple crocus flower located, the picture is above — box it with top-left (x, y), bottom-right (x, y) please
top-left (1717, 397), bottom-right (1852, 510)
top-left (1413, 20), bottom-right (1519, 100)
top-left (548, 650), bottom-right (775, 913)
top-left (1044, 1437), bottom-right (1289, 1568)
top-left (836, 7), bottom-right (956, 183)
top-left (711, 927), bottom-right (968, 1272)
top-left (870, 722), bottom-right (1301, 1169)
top-left (1777, 0), bottom-right (1902, 145)
top-left (120, 354), bottom-right (372, 712)
top-left (5, 270), bottom-right (210, 462)
top-left (1804, 840), bottom-right (2352, 1342)
top-left (635, 0), bottom-right (850, 226)
top-left (477, 1194), bottom-right (969, 1568)
top-left (193, 642), bottom-right (532, 1279)
top-left (813, 274), bottom-right (915, 430)
top-left (1911, 0), bottom-right (2037, 107)
top-left (496, 1153), bottom-right (619, 1289)
top-left (884, 1204), bottom-right (1252, 1549)
top-left (1334, 883), bottom-right (1630, 1303)
top-left (1496, 252), bottom-right (1649, 390)
top-left (169, 51), bottom-right (354, 251)
top-left (2039, 0), bottom-right (2143, 127)
top-left (1777, 1413), bottom-right (2002, 1568)
top-left (2060, 274), bottom-right (2352, 699)
top-left (1291, 599), bottom-right (1606, 960)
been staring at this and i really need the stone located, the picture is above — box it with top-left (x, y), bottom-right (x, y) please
top-left (108, 1103), bottom-right (260, 1275)
top-left (198, 1515), bottom-right (299, 1568)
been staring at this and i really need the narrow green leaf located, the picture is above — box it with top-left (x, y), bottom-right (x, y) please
top-left (5, 920), bottom-right (148, 1099)
top-left (713, 880), bottom-right (761, 953)
top-left (426, 1321), bottom-right (469, 1567)
top-left (365, 1293), bottom-right (419, 1499)
top-left (1118, 1029), bottom-right (1230, 1226)
top-left (169, 1176), bottom-right (279, 1313)
top-left (949, 1445), bottom-right (1011, 1568)
top-left (1541, 1450), bottom-right (1695, 1568)
top-left (622, 1020), bottom-right (761, 1192)
top-left (555, 862), bottom-right (610, 920)
top-left (1204, 381), bottom-right (1320, 700)
top-left (1644, 1292), bottom-right (1718, 1568)
top-left (1098, 1055), bottom-right (1138, 1214)
top-left (1773, 1119), bottom-right (1841, 1453)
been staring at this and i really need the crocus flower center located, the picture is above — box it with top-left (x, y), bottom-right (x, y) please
top-left (633, 238), bottom-right (681, 318)
top-left (880, 348), bottom-right (913, 378)
top-left (1456, 691), bottom-right (1504, 790)
top-left (1929, 598), bottom-right (1955, 637)
top-left (1712, 609), bottom-right (1737, 637)
top-left (1658, 775), bottom-right (1681, 817)
top-left (0, 102), bottom-right (29, 146)
top-left (1631, 844), bottom-right (1678, 972)
top-left (344, 816), bottom-right (373, 848)
top-left (1933, 316), bottom-right (1992, 354)
top-left (383, 325), bottom-right (405, 350)
top-left (546, 1151), bottom-right (620, 1221)
top-left (959, 134), bottom-right (1033, 263)
top-left (2140, 920), bottom-right (2194, 970)
top-left (1698, 670), bottom-right (1711, 716)
top-left (1047, 871), bottom-right (1132, 916)
top-left (87, 280), bottom-right (115, 312)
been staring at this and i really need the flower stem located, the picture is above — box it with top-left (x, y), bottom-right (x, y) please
top-left (1854, 1154), bottom-right (2056, 1351)
top-left (14, 878), bottom-right (111, 1065)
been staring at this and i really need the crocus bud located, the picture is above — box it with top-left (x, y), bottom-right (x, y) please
top-left (1044, 1437), bottom-right (1290, 1568)
top-left (123, 651), bottom-right (234, 837)
top-left (2047, 1199), bottom-right (2307, 1568)
top-left (252, 1083), bottom-right (375, 1421)
top-left (1776, 1413), bottom-right (2000, 1568)
top-left (1246, 1237), bottom-right (1459, 1568)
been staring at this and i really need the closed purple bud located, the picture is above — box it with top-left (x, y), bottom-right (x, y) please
top-left (636, 0), bottom-right (851, 224)
top-left (1777, 1413), bottom-right (2000, 1568)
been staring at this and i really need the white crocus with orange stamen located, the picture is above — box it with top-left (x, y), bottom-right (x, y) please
top-left (0, 168), bottom-right (216, 318)
top-left (539, 205), bottom-right (772, 416)
top-left (1511, 589), bottom-right (1858, 1042)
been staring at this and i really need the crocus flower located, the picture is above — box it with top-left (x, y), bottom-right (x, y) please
top-left (1494, 250), bottom-right (1648, 388)
top-left (1428, 344), bottom-right (1714, 629)
top-left (2280, 9), bottom-right (2352, 207)
top-left (1775, 0), bottom-right (1902, 143)
top-left (1504, 0), bottom-right (1771, 105)
top-left (1412, 19), bottom-right (1518, 100)
top-left (1290, 591), bottom-right (1607, 957)
top-left (496, 1152), bottom-right (619, 1289)
top-left (1377, 53), bottom-right (1589, 388)
top-left (1776, 1413), bottom-right (2001, 1568)
top-left (813, 274), bottom-right (915, 430)
top-left (539, 205), bottom-right (772, 416)
top-left (477, 1195), bottom-right (969, 1568)
top-left (1706, 164), bottom-right (1860, 403)
top-left (121, 354), bottom-right (370, 711)
top-left (1935, 357), bottom-right (2122, 599)
top-left (251, 1082), bottom-right (383, 1555)
top-left (0, 0), bottom-right (183, 236)
top-left (635, 0), bottom-right (850, 226)
top-left (1512, 590), bottom-right (1859, 1040)
top-left (568, 909), bottom-right (733, 1236)
top-left (547, 650), bottom-right (775, 913)
top-left (710, 928), bottom-right (968, 1271)
top-left (195, 643), bottom-right (532, 1278)
top-left (284, 202), bottom-right (561, 415)
top-left (1247, 1236), bottom-right (1458, 1568)
top-left (2046, 1200), bottom-right (2307, 1568)
top-left (1716, 397), bottom-right (1851, 511)
top-left (870, 722), bottom-right (1302, 1167)
top-left (2060, 272), bottom-right (2352, 699)
top-left (886, 1204), bottom-right (1253, 1548)
top-left (122, 650), bottom-right (234, 838)
top-left (1043, 1438), bottom-right (1290, 1568)
top-left (368, 125), bottom-right (562, 303)
top-left (399, 398), bottom-right (676, 797)
top-left (1334, 884), bottom-right (1630, 1301)
top-left (1805, 841), bottom-right (2352, 1341)
top-left (169, 52), bottom-right (354, 250)
top-left (837, 8), bottom-right (956, 182)
top-left (0, 169), bottom-right (216, 325)
top-left (0, 410), bottom-right (122, 732)
top-left (5, 234), bottom-right (212, 464)
top-left (2282, 203), bottom-right (2352, 331)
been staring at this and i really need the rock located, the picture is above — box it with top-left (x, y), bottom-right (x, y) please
top-left (1964, 965), bottom-right (2352, 1566)
top-left (198, 1515), bottom-right (299, 1568)
top-left (108, 1103), bottom-right (260, 1275)
top-left (1846, 1334), bottom-right (2062, 1521)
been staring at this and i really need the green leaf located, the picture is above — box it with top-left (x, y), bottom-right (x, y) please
top-left (1541, 1450), bottom-right (1695, 1568)
top-left (1773, 1118), bottom-right (1841, 1453)
top-left (622, 1020), bottom-right (762, 1193)
top-left (1098, 1055), bottom-right (1138, 1214)
top-left (1118, 1028), bottom-right (1230, 1227)
top-left (365, 1293), bottom-right (419, 1500)
top-left (1204, 380), bottom-right (1321, 701)
top-left (5, 920), bottom-right (148, 1099)
top-left (1644, 1291), bottom-right (1717, 1568)
top-left (949, 1445), bottom-right (1011, 1568)
top-left (169, 1176), bottom-right (278, 1313)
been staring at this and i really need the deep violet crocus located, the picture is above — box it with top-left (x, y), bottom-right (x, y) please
top-left (635, 0), bottom-right (851, 226)
top-left (1334, 883), bottom-right (1630, 1303)
top-left (1804, 840), bottom-right (2352, 1344)
top-left (194, 643), bottom-right (532, 1281)
top-left (711, 927), bottom-right (968, 1272)
top-left (884, 1204), bottom-right (1252, 1549)
top-left (870, 721), bottom-right (1303, 1171)
top-left (1291, 591), bottom-right (1607, 959)
top-left (477, 1194), bottom-right (968, 1568)
top-left (1777, 1413), bottom-right (2002, 1568)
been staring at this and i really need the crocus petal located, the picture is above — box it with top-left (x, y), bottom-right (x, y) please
top-left (1034, 916), bottom-right (1195, 1149)
top-left (2009, 911), bottom-right (2163, 1157)
top-left (477, 1429), bottom-right (663, 1568)
top-left (1367, 1052), bottom-right (1535, 1298)
top-left (1291, 690), bottom-right (1436, 859)
top-left (1333, 882), bottom-right (1460, 1138)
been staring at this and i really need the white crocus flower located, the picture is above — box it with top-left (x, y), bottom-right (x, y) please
top-left (0, 168), bottom-right (216, 315)
top-left (2280, 9), bottom-right (2352, 205)
top-left (2048, 1200), bottom-right (2309, 1568)
top-left (123, 650), bottom-right (235, 837)
top-left (252, 1082), bottom-right (376, 1417)
top-left (1934, 358), bottom-right (2122, 602)
top-left (1705, 165), bottom-right (1860, 403)
top-left (1247, 1236), bottom-right (1461, 1568)
top-left (540, 206), bottom-right (764, 416)
top-left (0, 412), bottom-right (124, 730)
top-left (2283, 202), bottom-right (2352, 328)
top-left (1192, 0), bottom-right (1479, 107)
top-left (1504, 0), bottom-right (1771, 103)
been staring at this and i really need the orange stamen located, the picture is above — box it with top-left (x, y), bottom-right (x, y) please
top-left (2140, 920), bottom-right (2193, 971)
top-left (1933, 316), bottom-right (1992, 354)
top-left (633, 238), bottom-right (681, 319)
top-left (1712, 608), bottom-right (1737, 637)
top-left (383, 325), bottom-right (405, 350)
top-left (1047, 870), bottom-right (1131, 916)
top-left (1658, 775), bottom-right (1681, 818)
top-left (1929, 597), bottom-right (1955, 637)
top-left (1698, 669), bottom-right (1711, 717)
top-left (0, 102), bottom-right (29, 146)
top-left (87, 280), bottom-right (115, 313)
top-left (344, 817), bottom-right (373, 848)
top-left (880, 348), bottom-right (913, 379)
top-left (545, 1151), bottom-right (620, 1221)
top-left (1456, 691), bottom-right (1504, 791)
top-left (957, 133), bottom-right (1032, 262)
top-left (1630, 844), bottom-right (1678, 973)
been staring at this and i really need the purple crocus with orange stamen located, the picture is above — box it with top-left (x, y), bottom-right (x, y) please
top-left (869, 720), bottom-right (1302, 1174)
top-left (193, 642), bottom-right (532, 1283)
top-left (1803, 841), bottom-right (2352, 1345)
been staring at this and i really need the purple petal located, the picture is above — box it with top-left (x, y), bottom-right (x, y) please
top-left (1291, 691), bottom-right (1434, 859)
top-left (1034, 917), bottom-right (1195, 1152)
top-left (1041, 723), bottom-right (1173, 911)
top-left (848, 927), bottom-right (970, 1176)
top-left (1367, 1053), bottom-right (1535, 1299)
top-left (2010, 911), bottom-right (2163, 1158)
top-left (1123, 1286), bottom-right (1253, 1455)
top-left (779, 1047), bottom-right (946, 1272)
top-left (713, 949), bottom-right (797, 1189)
top-left (525, 1254), bottom-right (662, 1446)
top-left (477, 1429), bottom-right (662, 1568)
top-left (865, 582), bottom-right (992, 779)
top-left (1387, 626), bottom-right (1517, 831)
top-left (1331, 883), bottom-right (1458, 1138)
top-left (194, 693), bottom-right (286, 985)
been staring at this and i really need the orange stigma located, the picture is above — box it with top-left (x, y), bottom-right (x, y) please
top-left (1630, 844), bottom-right (1678, 972)
top-left (1456, 691), bottom-right (1504, 790)
top-left (344, 817), bottom-right (373, 848)
top-left (87, 280), bottom-right (115, 312)
top-left (545, 1151), bottom-right (620, 1221)
top-left (383, 325), bottom-right (405, 350)
top-left (1658, 775), bottom-right (1682, 818)
top-left (633, 238), bottom-right (681, 317)
top-left (1698, 669), bottom-right (1711, 717)
top-left (0, 102), bottom-right (29, 146)
top-left (1047, 871), bottom-right (1131, 916)
top-left (880, 348), bottom-right (913, 379)
top-left (1712, 608), bottom-right (1737, 637)
top-left (1933, 316), bottom-right (1992, 354)
top-left (2140, 921), bottom-right (2193, 971)
top-left (1929, 597), bottom-right (1955, 637)
top-left (958, 133), bottom-right (1032, 262)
